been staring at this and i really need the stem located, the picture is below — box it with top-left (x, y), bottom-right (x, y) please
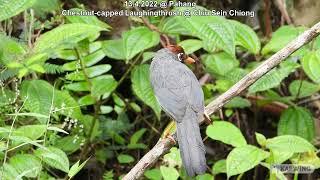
top-left (1, 98), bottom-right (27, 177)
top-left (28, 9), bottom-right (34, 48)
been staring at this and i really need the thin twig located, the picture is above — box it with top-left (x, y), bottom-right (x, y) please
top-left (123, 21), bottom-right (320, 180)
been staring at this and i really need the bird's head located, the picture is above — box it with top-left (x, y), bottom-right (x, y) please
top-left (166, 45), bottom-right (196, 64)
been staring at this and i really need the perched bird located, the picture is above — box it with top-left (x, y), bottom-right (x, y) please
top-left (149, 45), bottom-right (207, 176)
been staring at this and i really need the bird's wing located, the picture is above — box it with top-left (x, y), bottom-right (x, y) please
top-left (151, 62), bottom-right (204, 122)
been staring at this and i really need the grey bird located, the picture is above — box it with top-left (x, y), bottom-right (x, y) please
top-left (150, 45), bottom-right (207, 176)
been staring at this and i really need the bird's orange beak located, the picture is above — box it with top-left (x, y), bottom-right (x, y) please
top-left (184, 56), bottom-right (196, 64)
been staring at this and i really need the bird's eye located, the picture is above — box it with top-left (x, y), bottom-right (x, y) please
top-left (177, 53), bottom-right (184, 62)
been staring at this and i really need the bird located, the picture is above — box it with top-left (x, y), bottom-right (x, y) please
top-left (149, 45), bottom-right (207, 176)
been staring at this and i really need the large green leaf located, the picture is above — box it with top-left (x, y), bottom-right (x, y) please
top-left (35, 146), bottom-right (69, 173)
top-left (32, 0), bottom-right (60, 16)
top-left (65, 8), bottom-right (111, 29)
top-left (212, 159), bottom-right (226, 174)
top-left (20, 80), bottom-right (82, 123)
top-left (103, 27), bottom-right (160, 62)
top-left (278, 107), bottom-right (315, 142)
top-left (33, 23), bottom-right (106, 54)
top-left (249, 61), bottom-right (299, 93)
top-left (160, 166), bottom-right (179, 180)
top-left (175, 7), bottom-right (235, 56)
top-left (289, 80), bottom-right (320, 98)
top-left (301, 50), bottom-right (320, 83)
top-left (64, 81), bottom-right (90, 92)
top-left (226, 145), bottom-right (269, 177)
top-left (62, 49), bottom-right (106, 71)
top-left (262, 26), bottom-right (305, 55)
top-left (65, 64), bottom-right (111, 81)
top-left (0, 0), bottom-right (36, 21)
top-left (144, 169), bottom-right (162, 180)
top-left (91, 75), bottom-right (118, 98)
top-left (202, 52), bottom-right (239, 76)
top-left (14, 125), bottom-right (46, 140)
top-left (131, 64), bottom-right (161, 119)
top-left (158, 16), bottom-right (189, 35)
top-left (178, 39), bottom-right (202, 54)
top-left (8, 154), bottom-right (42, 178)
top-left (230, 20), bottom-right (260, 54)
top-left (0, 33), bottom-right (27, 65)
top-left (266, 135), bottom-right (315, 153)
top-left (206, 121), bottom-right (247, 147)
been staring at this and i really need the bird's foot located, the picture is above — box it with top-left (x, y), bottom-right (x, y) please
top-left (165, 134), bottom-right (176, 145)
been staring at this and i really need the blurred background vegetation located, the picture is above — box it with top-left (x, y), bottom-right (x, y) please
top-left (0, 0), bottom-right (320, 179)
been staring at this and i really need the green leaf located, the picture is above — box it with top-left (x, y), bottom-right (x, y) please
top-left (65, 64), bottom-right (112, 81)
top-left (35, 146), bottom-right (69, 173)
top-left (0, 89), bottom-right (15, 106)
top-left (129, 128), bottom-right (146, 145)
top-left (262, 26), bottom-right (304, 55)
top-left (91, 75), bottom-right (117, 98)
top-left (255, 132), bottom-right (267, 147)
top-left (0, 0), bottom-right (36, 21)
top-left (159, 16), bottom-right (189, 35)
top-left (0, 33), bottom-right (26, 65)
top-left (28, 64), bottom-right (45, 73)
top-left (249, 61), bottom-right (299, 93)
top-left (142, 51), bottom-right (155, 63)
top-left (196, 173), bottom-right (213, 180)
top-left (102, 39), bottom-right (125, 60)
top-left (163, 147), bottom-right (182, 167)
top-left (14, 125), bottom-right (46, 140)
top-left (269, 150), bottom-right (293, 164)
top-left (78, 94), bottom-right (95, 106)
top-left (230, 20), bottom-right (260, 54)
top-left (68, 158), bottom-right (90, 178)
top-left (32, 0), bottom-right (60, 16)
top-left (160, 166), bottom-right (179, 180)
top-left (117, 154), bottom-right (135, 164)
top-left (289, 80), bottom-right (320, 98)
top-left (224, 96), bottom-right (251, 108)
top-left (66, 8), bottom-right (111, 29)
top-left (9, 154), bottom-right (42, 178)
top-left (226, 145), bottom-right (269, 177)
top-left (266, 135), bottom-right (315, 153)
top-left (301, 50), bottom-right (320, 83)
top-left (21, 80), bottom-right (82, 123)
top-left (212, 159), bottom-right (226, 174)
top-left (64, 82), bottom-right (90, 92)
top-left (55, 136), bottom-right (83, 154)
top-left (178, 39), bottom-right (202, 54)
top-left (206, 121), bottom-right (246, 147)
top-left (62, 50), bottom-right (106, 71)
top-left (33, 23), bottom-right (106, 54)
top-left (203, 52), bottom-right (239, 76)
top-left (175, 8), bottom-right (235, 56)
top-left (131, 64), bottom-right (161, 119)
top-left (103, 27), bottom-right (160, 62)
top-left (278, 107), bottom-right (315, 142)
top-left (100, 105), bottom-right (113, 114)
top-left (144, 169), bottom-right (162, 180)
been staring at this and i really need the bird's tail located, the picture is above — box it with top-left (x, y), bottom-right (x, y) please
top-left (176, 106), bottom-right (206, 177)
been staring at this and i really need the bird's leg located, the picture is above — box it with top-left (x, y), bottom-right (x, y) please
top-left (162, 120), bottom-right (177, 145)
top-left (165, 134), bottom-right (177, 145)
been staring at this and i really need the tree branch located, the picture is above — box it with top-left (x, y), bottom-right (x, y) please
top-left (123, 21), bottom-right (320, 180)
